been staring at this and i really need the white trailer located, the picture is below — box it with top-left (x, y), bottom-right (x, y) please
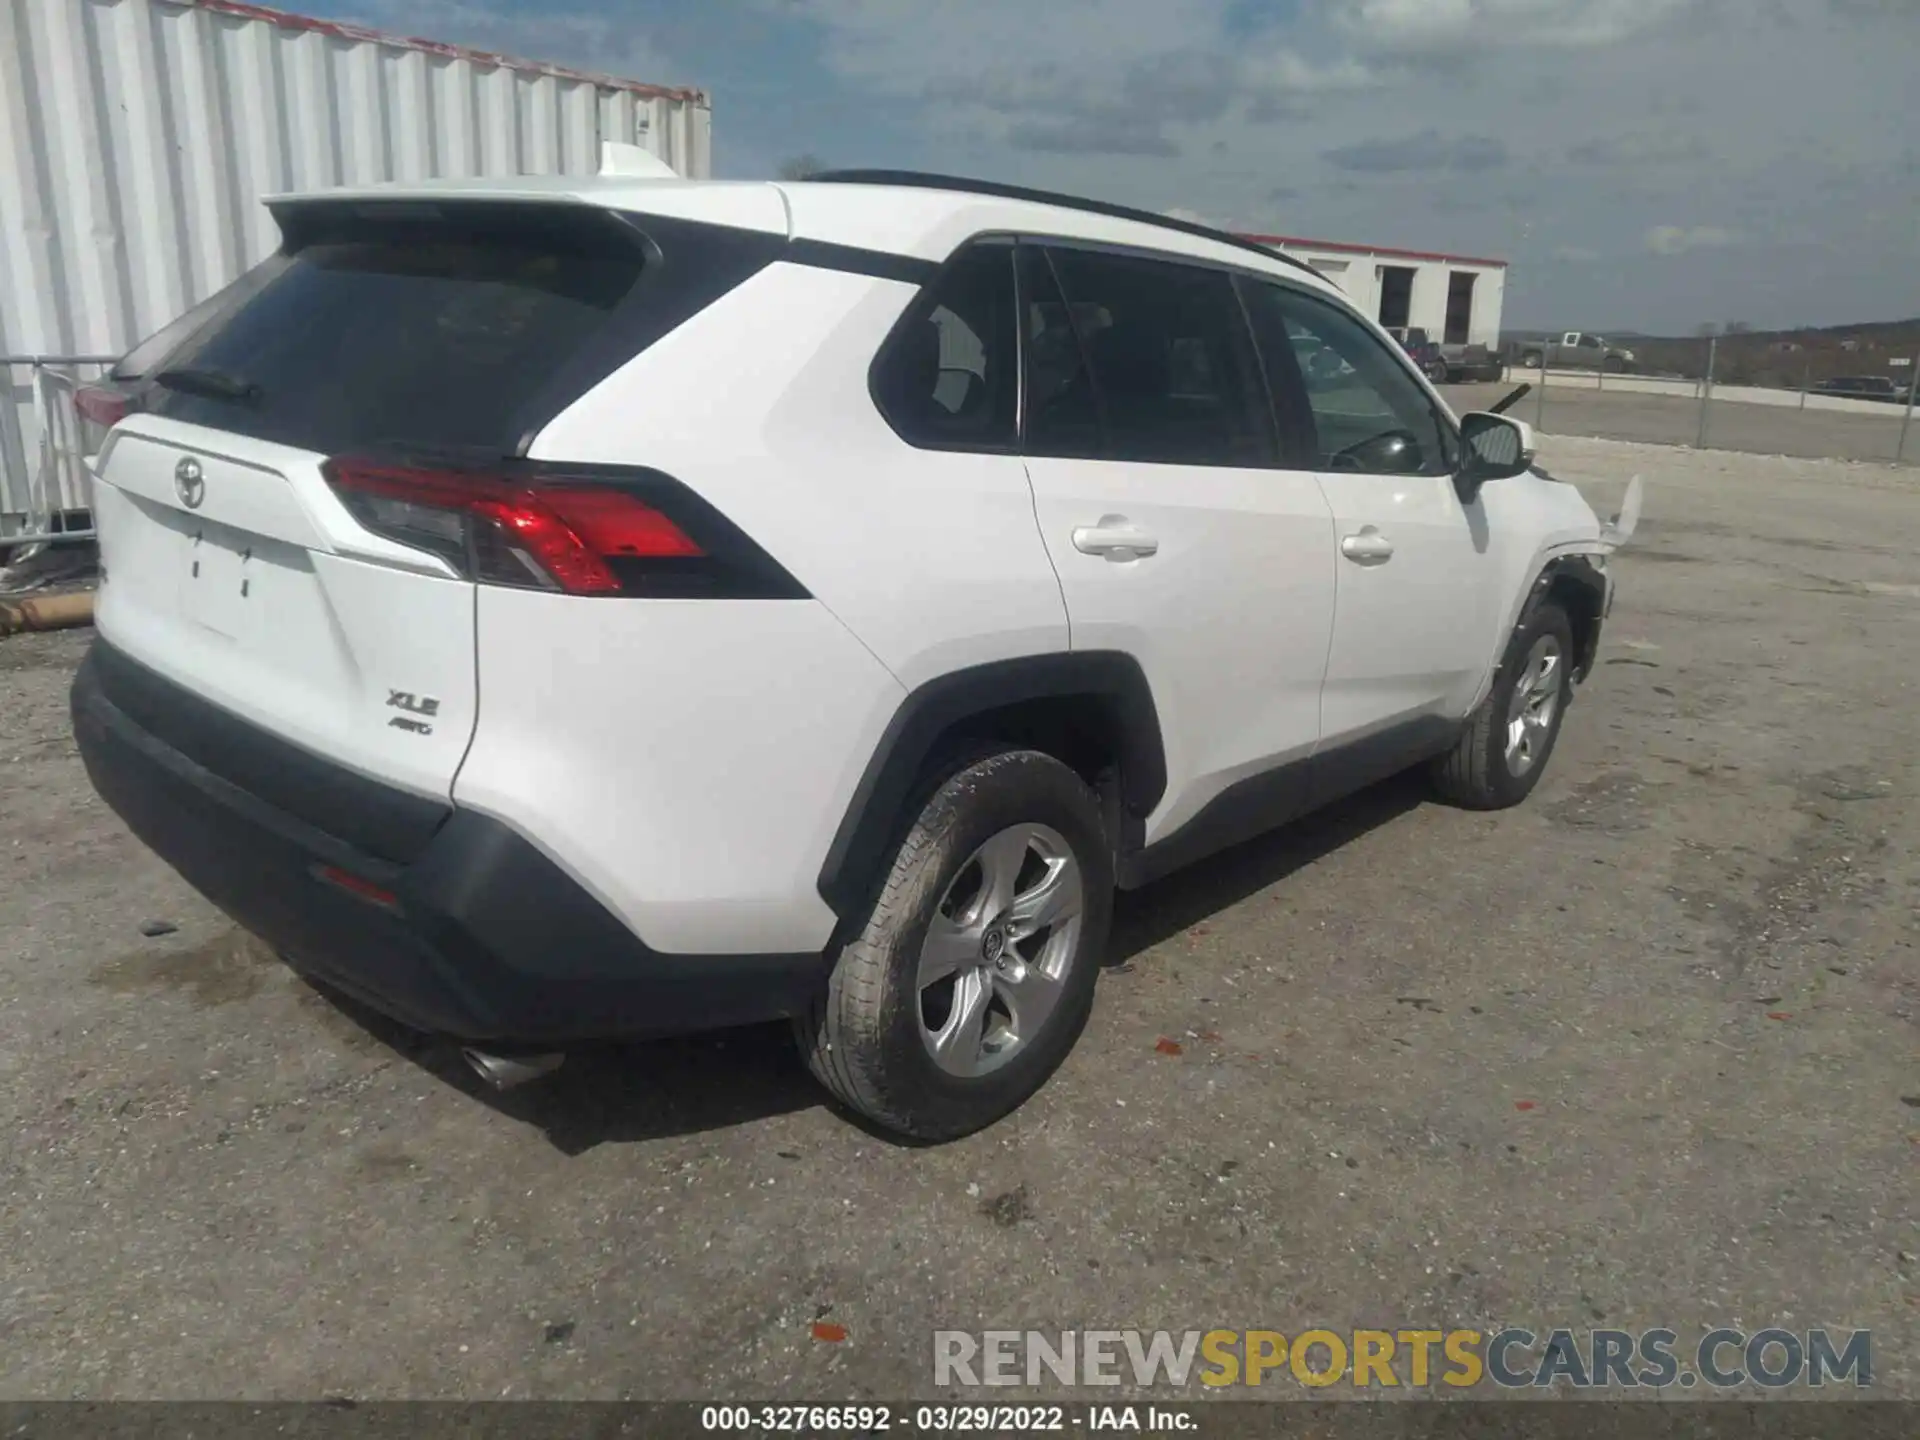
top-left (1240, 232), bottom-right (1509, 351)
top-left (1, 0), bottom-right (710, 541)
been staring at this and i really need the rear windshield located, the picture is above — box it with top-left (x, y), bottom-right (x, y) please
top-left (146, 205), bottom-right (647, 455)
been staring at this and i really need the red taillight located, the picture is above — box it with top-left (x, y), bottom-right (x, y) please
top-left (74, 384), bottom-right (131, 428)
top-left (322, 459), bottom-right (704, 596)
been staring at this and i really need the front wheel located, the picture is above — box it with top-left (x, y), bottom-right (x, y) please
top-left (795, 748), bottom-right (1113, 1140)
top-left (1426, 359), bottom-right (1451, 384)
top-left (1430, 601), bottom-right (1575, 810)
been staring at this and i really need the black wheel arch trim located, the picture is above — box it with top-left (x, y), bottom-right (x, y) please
top-left (816, 651), bottom-right (1167, 919)
top-left (1520, 553), bottom-right (1608, 682)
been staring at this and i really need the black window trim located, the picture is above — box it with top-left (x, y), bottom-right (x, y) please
top-left (1231, 273), bottom-right (1319, 472)
top-left (861, 223), bottom-right (1465, 471)
top-left (1021, 241), bottom-right (1112, 461)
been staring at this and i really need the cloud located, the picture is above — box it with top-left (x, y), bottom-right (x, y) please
top-left (1328, 0), bottom-right (1697, 59)
top-left (1644, 224), bottom-right (1741, 254)
top-left (1008, 118), bottom-right (1181, 157)
top-left (1566, 133), bottom-right (1712, 166)
top-left (784, 0), bottom-right (1380, 158)
top-left (1322, 129), bottom-right (1509, 173)
top-left (1553, 245), bottom-right (1603, 262)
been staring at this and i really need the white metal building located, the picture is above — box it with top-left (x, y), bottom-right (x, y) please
top-left (1241, 233), bottom-right (1508, 349)
top-left (1, 0), bottom-right (711, 538)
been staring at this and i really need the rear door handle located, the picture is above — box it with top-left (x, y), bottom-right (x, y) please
top-left (1072, 515), bottom-right (1159, 561)
top-left (1340, 527), bottom-right (1394, 564)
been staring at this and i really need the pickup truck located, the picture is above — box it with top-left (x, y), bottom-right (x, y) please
top-left (1516, 332), bottom-right (1636, 373)
top-left (1387, 326), bottom-right (1503, 384)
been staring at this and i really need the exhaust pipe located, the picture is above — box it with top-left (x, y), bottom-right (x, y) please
top-left (460, 1047), bottom-right (565, 1091)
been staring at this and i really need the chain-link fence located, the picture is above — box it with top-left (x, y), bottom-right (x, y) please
top-left (1468, 338), bottom-right (1920, 466)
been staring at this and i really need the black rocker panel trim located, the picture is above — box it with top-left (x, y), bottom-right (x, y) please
top-left (1117, 714), bottom-right (1461, 891)
top-left (817, 652), bottom-right (1167, 919)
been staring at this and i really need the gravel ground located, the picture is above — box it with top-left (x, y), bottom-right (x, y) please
top-left (1, 434), bottom-right (1915, 1402)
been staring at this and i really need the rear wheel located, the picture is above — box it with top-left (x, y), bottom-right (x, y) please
top-left (795, 748), bottom-right (1112, 1140)
top-left (1425, 359), bottom-right (1451, 384)
top-left (1430, 601), bottom-right (1574, 810)
top-left (1520, 349), bottom-right (1543, 369)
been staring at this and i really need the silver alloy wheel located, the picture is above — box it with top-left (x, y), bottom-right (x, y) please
top-left (1503, 634), bottom-right (1564, 776)
top-left (916, 822), bottom-right (1085, 1079)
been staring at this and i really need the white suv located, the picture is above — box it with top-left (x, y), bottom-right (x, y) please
top-left (71, 169), bottom-right (1627, 1140)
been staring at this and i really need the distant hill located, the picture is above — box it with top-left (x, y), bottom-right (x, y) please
top-left (1504, 317), bottom-right (1920, 388)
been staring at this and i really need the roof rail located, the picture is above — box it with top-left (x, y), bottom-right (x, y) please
top-left (808, 168), bottom-right (1319, 278)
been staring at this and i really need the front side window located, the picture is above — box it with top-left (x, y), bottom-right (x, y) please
top-left (872, 242), bottom-right (1017, 452)
top-left (1023, 244), bottom-right (1275, 468)
top-left (1242, 282), bottom-right (1454, 477)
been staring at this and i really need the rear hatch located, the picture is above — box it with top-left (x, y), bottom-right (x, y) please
top-left (89, 199), bottom-right (657, 835)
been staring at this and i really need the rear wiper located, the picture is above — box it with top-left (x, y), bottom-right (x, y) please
top-left (152, 366), bottom-right (263, 405)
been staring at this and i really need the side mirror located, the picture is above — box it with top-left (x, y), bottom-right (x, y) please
top-left (1456, 411), bottom-right (1535, 499)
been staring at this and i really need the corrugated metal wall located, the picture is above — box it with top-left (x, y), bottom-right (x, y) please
top-left (1, 0), bottom-right (712, 528)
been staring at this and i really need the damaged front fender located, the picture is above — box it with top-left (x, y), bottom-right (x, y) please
top-left (1597, 475), bottom-right (1644, 553)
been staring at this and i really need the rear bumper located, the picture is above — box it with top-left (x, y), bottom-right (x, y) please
top-left (71, 640), bottom-right (826, 1044)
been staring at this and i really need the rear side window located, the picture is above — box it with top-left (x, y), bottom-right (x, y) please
top-left (1026, 245), bottom-right (1275, 469)
top-left (871, 242), bottom-right (1018, 452)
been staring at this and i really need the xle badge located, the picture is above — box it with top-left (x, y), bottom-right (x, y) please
top-left (386, 689), bottom-right (440, 735)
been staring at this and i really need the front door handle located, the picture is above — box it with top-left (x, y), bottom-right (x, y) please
top-left (1340, 526), bottom-right (1394, 564)
top-left (1072, 515), bottom-right (1159, 561)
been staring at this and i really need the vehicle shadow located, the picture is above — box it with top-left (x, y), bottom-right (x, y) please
top-left (301, 981), bottom-right (814, 1157)
top-left (1108, 768), bottom-right (1431, 963)
top-left (306, 770), bottom-right (1433, 1153)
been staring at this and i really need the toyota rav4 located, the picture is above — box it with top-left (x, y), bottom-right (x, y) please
top-left (71, 167), bottom-right (1637, 1140)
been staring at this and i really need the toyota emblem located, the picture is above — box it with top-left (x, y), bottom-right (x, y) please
top-left (174, 456), bottom-right (205, 509)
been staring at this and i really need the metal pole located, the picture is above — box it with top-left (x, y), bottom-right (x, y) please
top-left (1535, 344), bottom-right (1548, 429)
top-left (1696, 336), bottom-right (1716, 450)
top-left (1800, 356), bottom-right (1809, 411)
top-left (1899, 349), bottom-right (1919, 464)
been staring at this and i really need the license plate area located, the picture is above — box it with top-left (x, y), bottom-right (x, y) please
top-left (176, 519), bottom-right (272, 643)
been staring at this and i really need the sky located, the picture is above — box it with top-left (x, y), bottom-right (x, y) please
top-left (332, 0), bottom-right (1920, 335)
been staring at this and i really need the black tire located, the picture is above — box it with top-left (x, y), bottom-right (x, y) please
top-left (1426, 359), bottom-right (1451, 384)
top-left (795, 747), bottom-right (1113, 1141)
top-left (1520, 349), bottom-right (1543, 369)
top-left (1430, 600), bottom-right (1575, 810)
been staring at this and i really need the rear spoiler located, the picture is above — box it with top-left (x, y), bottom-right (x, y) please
top-left (599, 142), bottom-right (679, 179)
